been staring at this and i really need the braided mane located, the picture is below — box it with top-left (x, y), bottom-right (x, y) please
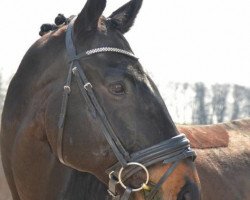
top-left (39, 14), bottom-right (74, 36)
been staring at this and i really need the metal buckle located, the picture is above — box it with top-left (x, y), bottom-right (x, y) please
top-left (109, 171), bottom-right (115, 179)
top-left (84, 82), bottom-right (92, 90)
top-left (108, 171), bottom-right (120, 198)
top-left (63, 85), bottom-right (71, 94)
top-left (118, 162), bottom-right (150, 192)
top-left (72, 67), bottom-right (77, 75)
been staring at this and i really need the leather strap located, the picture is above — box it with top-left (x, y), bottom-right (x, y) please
top-left (106, 134), bottom-right (196, 181)
top-left (57, 63), bottom-right (73, 165)
top-left (120, 187), bottom-right (132, 200)
top-left (146, 161), bottom-right (180, 200)
top-left (72, 67), bottom-right (96, 117)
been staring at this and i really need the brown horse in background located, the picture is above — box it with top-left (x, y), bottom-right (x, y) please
top-left (179, 118), bottom-right (250, 200)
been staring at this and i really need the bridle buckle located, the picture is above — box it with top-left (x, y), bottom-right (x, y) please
top-left (108, 171), bottom-right (120, 199)
top-left (63, 85), bottom-right (71, 94)
top-left (84, 82), bottom-right (92, 90)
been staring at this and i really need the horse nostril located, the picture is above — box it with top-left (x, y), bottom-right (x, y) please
top-left (177, 181), bottom-right (200, 200)
top-left (181, 192), bottom-right (192, 200)
top-left (177, 189), bottom-right (191, 200)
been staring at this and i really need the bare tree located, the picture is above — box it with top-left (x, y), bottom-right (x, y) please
top-left (162, 82), bottom-right (250, 125)
top-left (231, 85), bottom-right (245, 120)
top-left (243, 88), bottom-right (250, 117)
top-left (192, 82), bottom-right (208, 124)
top-left (211, 84), bottom-right (229, 123)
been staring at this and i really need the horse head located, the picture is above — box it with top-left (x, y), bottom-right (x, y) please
top-left (3, 0), bottom-right (201, 199)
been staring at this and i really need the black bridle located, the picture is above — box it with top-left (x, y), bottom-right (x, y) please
top-left (57, 19), bottom-right (196, 200)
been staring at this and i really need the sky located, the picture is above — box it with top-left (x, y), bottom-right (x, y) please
top-left (1, 0), bottom-right (250, 88)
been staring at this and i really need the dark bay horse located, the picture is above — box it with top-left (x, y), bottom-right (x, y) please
top-left (1, 0), bottom-right (201, 200)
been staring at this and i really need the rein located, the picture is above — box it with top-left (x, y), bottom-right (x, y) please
top-left (57, 19), bottom-right (196, 200)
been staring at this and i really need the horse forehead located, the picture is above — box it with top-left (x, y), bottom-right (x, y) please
top-left (99, 62), bottom-right (145, 82)
top-left (93, 25), bottom-right (130, 48)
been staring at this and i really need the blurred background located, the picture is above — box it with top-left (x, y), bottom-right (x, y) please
top-left (0, 0), bottom-right (250, 199)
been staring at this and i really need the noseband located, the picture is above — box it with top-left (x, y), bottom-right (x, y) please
top-left (57, 19), bottom-right (196, 200)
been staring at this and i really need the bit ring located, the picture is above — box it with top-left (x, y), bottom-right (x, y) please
top-left (118, 162), bottom-right (149, 192)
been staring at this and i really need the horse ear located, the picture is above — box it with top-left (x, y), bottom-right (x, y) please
top-left (108, 0), bottom-right (143, 34)
top-left (74, 0), bottom-right (106, 35)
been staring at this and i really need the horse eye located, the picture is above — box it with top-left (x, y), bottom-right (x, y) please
top-left (109, 82), bottom-right (126, 95)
